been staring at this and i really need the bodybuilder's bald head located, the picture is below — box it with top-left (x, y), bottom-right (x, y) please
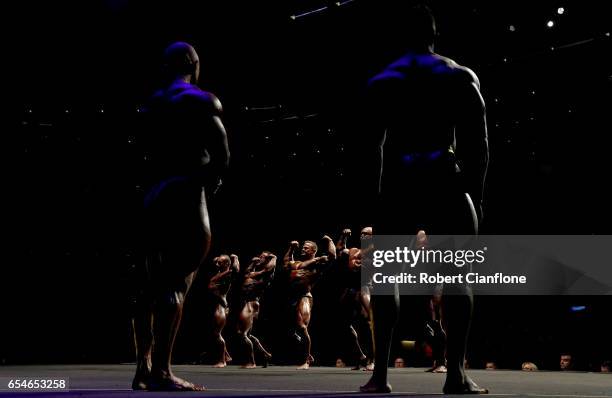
top-left (163, 41), bottom-right (200, 83)
top-left (405, 5), bottom-right (436, 52)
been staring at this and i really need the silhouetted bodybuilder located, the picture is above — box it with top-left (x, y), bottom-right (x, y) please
top-left (359, 6), bottom-right (488, 394)
top-left (132, 42), bottom-right (230, 391)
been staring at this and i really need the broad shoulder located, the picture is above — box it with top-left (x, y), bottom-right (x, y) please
top-left (179, 88), bottom-right (223, 113)
top-left (370, 53), bottom-right (479, 88)
top-left (434, 55), bottom-right (480, 88)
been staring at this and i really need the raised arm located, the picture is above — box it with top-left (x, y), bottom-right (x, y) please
top-left (263, 253), bottom-right (277, 273)
top-left (208, 265), bottom-right (233, 288)
top-left (284, 241), bottom-right (300, 270)
top-left (247, 253), bottom-right (277, 279)
top-left (245, 257), bottom-right (259, 274)
top-left (336, 229), bottom-right (351, 256)
top-left (322, 235), bottom-right (337, 261)
top-left (292, 256), bottom-right (328, 270)
top-left (230, 254), bottom-right (240, 273)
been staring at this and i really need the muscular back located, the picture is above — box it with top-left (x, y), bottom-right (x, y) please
top-left (143, 81), bottom-right (229, 184)
top-left (367, 52), bottom-right (487, 198)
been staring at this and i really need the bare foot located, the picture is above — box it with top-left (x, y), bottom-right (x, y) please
top-left (426, 364), bottom-right (448, 373)
top-left (443, 375), bottom-right (488, 394)
top-left (212, 362), bottom-right (227, 368)
top-left (359, 377), bottom-right (391, 393)
top-left (296, 362), bottom-right (310, 370)
top-left (131, 368), bottom-right (150, 390)
top-left (148, 374), bottom-right (205, 391)
top-left (364, 362), bottom-right (375, 371)
top-left (241, 363), bottom-right (257, 369)
top-left (131, 375), bottom-right (149, 391)
top-left (432, 365), bottom-right (447, 373)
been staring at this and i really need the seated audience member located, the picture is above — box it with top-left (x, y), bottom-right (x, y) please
top-left (560, 354), bottom-right (573, 371)
top-left (485, 361), bottom-right (497, 370)
top-left (522, 362), bottom-right (538, 371)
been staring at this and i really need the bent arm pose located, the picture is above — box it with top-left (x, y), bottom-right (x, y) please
top-left (237, 252), bottom-right (277, 368)
top-left (287, 238), bottom-right (335, 369)
top-left (207, 254), bottom-right (238, 368)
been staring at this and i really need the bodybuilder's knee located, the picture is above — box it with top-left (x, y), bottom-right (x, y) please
top-left (237, 331), bottom-right (252, 343)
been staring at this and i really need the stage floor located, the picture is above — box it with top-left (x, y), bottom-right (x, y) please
top-left (0, 365), bottom-right (610, 397)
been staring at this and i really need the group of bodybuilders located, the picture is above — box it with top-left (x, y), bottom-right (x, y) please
top-left (132, 6), bottom-right (489, 394)
top-left (204, 228), bottom-right (375, 371)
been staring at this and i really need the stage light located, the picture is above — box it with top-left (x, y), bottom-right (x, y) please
top-left (508, 25), bottom-right (516, 32)
top-left (547, 20), bottom-right (555, 28)
top-left (557, 7), bottom-right (565, 15)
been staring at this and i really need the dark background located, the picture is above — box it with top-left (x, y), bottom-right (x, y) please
top-left (3, 0), bottom-right (611, 370)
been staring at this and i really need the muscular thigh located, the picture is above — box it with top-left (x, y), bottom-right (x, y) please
top-left (297, 296), bottom-right (313, 326)
top-left (144, 177), bottom-right (211, 279)
top-left (238, 302), bottom-right (254, 331)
